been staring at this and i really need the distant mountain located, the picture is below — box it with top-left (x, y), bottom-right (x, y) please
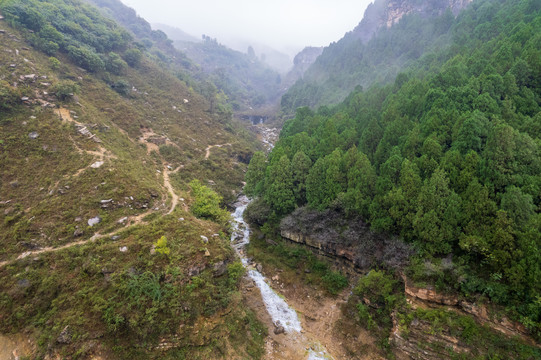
top-left (152, 22), bottom-right (200, 43)
top-left (281, 0), bottom-right (473, 116)
top-left (172, 36), bottom-right (282, 111)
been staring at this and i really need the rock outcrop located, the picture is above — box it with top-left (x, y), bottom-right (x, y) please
top-left (353, 0), bottom-right (473, 43)
top-left (280, 207), bottom-right (412, 274)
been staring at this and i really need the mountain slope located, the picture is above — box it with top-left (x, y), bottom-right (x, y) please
top-left (0, 0), bottom-right (264, 358)
top-left (281, 0), bottom-right (474, 116)
top-left (247, 0), bottom-right (541, 356)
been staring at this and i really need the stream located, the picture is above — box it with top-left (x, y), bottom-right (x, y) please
top-left (230, 195), bottom-right (332, 360)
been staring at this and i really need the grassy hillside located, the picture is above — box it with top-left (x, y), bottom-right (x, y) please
top-left (0, 0), bottom-right (264, 358)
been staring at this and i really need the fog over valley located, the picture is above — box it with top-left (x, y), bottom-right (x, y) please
top-left (121, 0), bottom-right (373, 60)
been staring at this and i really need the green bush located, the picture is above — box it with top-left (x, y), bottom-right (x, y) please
top-left (0, 80), bottom-right (21, 110)
top-left (154, 236), bottom-right (170, 256)
top-left (123, 48), bottom-right (142, 67)
top-left (189, 179), bottom-right (230, 226)
top-left (48, 56), bottom-right (61, 70)
top-left (51, 80), bottom-right (79, 101)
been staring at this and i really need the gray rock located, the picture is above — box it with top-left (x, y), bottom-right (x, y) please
top-left (213, 261), bottom-right (228, 277)
top-left (17, 279), bottom-right (30, 288)
top-left (119, 246), bottom-right (128, 253)
top-left (256, 264), bottom-right (263, 272)
top-left (90, 161), bottom-right (104, 169)
top-left (200, 235), bottom-right (209, 244)
top-left (87, 216), bottom-right (101, 227)
top-left (274, 321), bottom-right (285, 335)
top-left (73, 229), bottom-right (83, 237)
top-left (111, 235), bottom-right (120, 240)
top-left (100, 199), bottom-right (113, 204)
top-left (28, 131), bottom-right (39, 139)
top-left (57, 325), bottom-right (72, 344)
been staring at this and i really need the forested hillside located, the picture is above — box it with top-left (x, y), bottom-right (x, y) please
top-left (281, 0), bottom-right (473, 116)
top-left (0, 0), bottom-right (264, 358)
top-left (247, 0), bottom-right (541, 349)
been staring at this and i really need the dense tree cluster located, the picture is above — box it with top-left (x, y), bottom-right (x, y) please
top-left (248, 0), bottom-right (541, 336)
top-left (0, 0), bottom-right (138, 72)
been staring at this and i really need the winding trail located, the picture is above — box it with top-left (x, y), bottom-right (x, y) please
top-left (0, 125), bottom-right (186, 269)
top-left (204, 143), bottom-right (231, 159)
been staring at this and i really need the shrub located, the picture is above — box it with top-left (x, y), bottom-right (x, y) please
top-left (106, 52), bottom-right (128, 75)
top-left (123, 48), bottom-right (142, 67)
top-left (189, 179), bottom-right (230, 226)
top-left (67, 45), bottom-right (105, 72)
top-left (0, 81), bottom-right (21, 110)
top-left (52, 80), bottom-right (79, 101)
top-left (154, 236), bottom-right (170, 256)
top-left (48, 56), bottom-right (61, 70)
top-left (111, 79), bottom-right (130, 96)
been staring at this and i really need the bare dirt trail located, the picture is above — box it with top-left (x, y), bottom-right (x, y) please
top-left (204, 143), bottom-right (232, 159)
top-left (0, 124), bottom-right (188, 269)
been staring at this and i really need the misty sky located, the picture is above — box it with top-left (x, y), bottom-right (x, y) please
top-left (121, 0), bottom-right (373, 56)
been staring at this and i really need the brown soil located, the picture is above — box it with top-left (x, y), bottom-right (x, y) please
top-left (241, 274), bottom-right (384, 360)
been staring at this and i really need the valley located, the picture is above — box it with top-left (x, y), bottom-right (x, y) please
top-left (1, 0), bottom-right (541, 359)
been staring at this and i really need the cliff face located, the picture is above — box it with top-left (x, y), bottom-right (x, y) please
top-left (353, 0), bottom-right (473, 43)
top-left (282, 46), bottom-right (324, 90)
top-left (280, 207), bottom-right (412, 273)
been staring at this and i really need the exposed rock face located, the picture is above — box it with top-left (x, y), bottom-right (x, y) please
top-left (283, 46), bottom-right (324, 89)
top-left (390, 312), bottom-right (470, 360)
top-left (280, 207), bottom-right (412, 274)
top-left (353, 0), bottom-right (473, 43)
top-left (402, 274), bottom-right (532, 341)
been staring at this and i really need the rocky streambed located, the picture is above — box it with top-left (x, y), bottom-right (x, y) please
top-left (231, 195), bottom-right (333, 360)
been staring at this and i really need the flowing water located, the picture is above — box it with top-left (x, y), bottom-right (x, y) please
top-left (230, 195), bottom-right (331, 359)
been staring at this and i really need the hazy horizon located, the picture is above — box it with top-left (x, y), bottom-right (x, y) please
top-left (120, 0), bottom-right (373, 57)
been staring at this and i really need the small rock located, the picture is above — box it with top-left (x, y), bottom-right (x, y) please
top-left (256, 264), bottom-right (263, 272)
top-left (178, 217), bottom-right (185, 221)
top-left (28, 131), bottom-right (39, 139)
top-left (90, 161), bottom-right (104, 168)
top-left (17, 279), bottom-right (30, 288)
top-left (100, 199), bottom-right (113, 204)
top-left (273, 322), bottom-right (285, 335)
top-left (204, 248), bottom-right (210, 257)
top-left (272, 275), bottom-right (279, 281)
top-left (183, 99), bottom-right (189, 103)
top-left (87, 216), bottom-right (101, 227)
top-left (117, 217), bottom-right (128, 224)
top-left (111, 235), bottom-right (120, 240)
top-left (57, 325), bottom-right (72, 344)
top-left (74, 217), bottom-right (83, 222)
top-left (73, 229), bottom-right (84, 237)
top-left (213, 261), bottom-right (227, 277)
top-left (119, 246), bottom-right (128, 253)
top-left (200, 235), bottom-right (209, 244)
top-left (304, 269), bottom-right (311, 274)
top-left (9, 180), bottom-right (19, 188)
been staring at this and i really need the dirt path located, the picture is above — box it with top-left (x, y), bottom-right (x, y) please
top-left (204, 143), bottom-right (231, 159)
top-left (0, 123), bottom-right (187, 269)
top-left (55, 108), bottom-right (117, 177)
top-left (163, 165), bottom-right (179, 215)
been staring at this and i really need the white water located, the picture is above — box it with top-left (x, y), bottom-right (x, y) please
top-left (230, 196), bottom-right (302, 333)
